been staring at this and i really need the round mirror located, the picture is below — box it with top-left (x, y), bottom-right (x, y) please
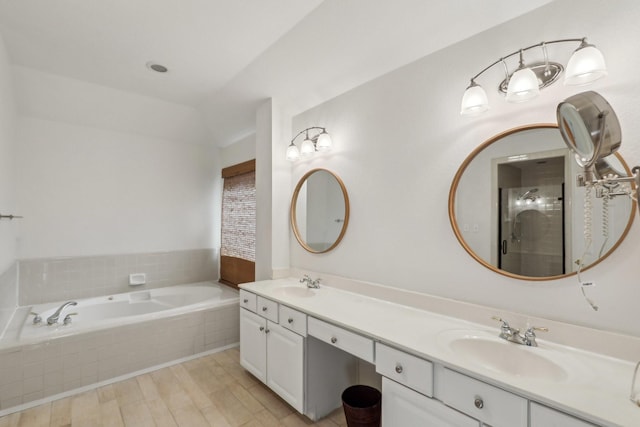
top-left (449, 124), bottom-right (635, 280)
top-left (291, 169), bottom-right (350, 253)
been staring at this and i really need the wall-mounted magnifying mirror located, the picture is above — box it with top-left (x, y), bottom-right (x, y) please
top-left (449, 124), bottom-right (635, 280)
top-left (291, 169), bottom-right (350, 253)
top-left (557, 90), bottom-right (640, 210)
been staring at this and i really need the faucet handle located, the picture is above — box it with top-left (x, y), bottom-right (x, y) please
top-left (30, 312), bottom-right (42, 325)
top-left (63, 313), bottom-right (78, 325)
top-left (491, 316), bottom-right (511, 329)
top-left (525, 325), bottom-right (549, 336)
top-left (299, 274), bottom-right (311, 283)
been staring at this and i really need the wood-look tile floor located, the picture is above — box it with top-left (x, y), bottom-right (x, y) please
top-left (0, 348), bottom-right (348, 427)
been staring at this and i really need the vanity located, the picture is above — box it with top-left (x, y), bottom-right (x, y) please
top-left (239, 277), bottom-right (640, 427)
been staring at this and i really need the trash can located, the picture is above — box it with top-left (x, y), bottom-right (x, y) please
top-left (341, 385), bottom-right (381, 427)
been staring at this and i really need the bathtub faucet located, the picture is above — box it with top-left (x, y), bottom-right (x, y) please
top-left (47, 301), bottom-right (78, 325)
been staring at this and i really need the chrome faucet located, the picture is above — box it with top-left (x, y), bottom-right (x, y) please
top-left (47, 301), bottom-right (78, 325)
top-left (300, 275), bottom-right (321, 288)
top-left (492, 316), bottom-right (548, 347)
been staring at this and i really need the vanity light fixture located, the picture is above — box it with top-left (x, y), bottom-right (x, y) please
top-left (286, 127), bottom-right (332, 162)
top-left (460, 38), bottom-right (607, 116)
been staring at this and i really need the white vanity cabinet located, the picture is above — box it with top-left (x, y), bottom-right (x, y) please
top-left (239, 297), bottom-right (305, 413)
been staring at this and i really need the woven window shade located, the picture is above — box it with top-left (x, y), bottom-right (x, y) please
top-left (221, 170), bottom-right (256, 262)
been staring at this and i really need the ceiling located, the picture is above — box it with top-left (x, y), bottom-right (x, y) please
top-left (0, 0), bottom-right (554, 146)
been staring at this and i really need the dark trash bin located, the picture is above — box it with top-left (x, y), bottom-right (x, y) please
top-left (341, 385), bottom-right (381, 427)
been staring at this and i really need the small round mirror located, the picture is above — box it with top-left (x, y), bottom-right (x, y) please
top-left (291, 169), bottom-right (350, 253)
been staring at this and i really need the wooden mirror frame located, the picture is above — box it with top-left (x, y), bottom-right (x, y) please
top-left (290, 168), bottom-right (350, 254)
top-left (448, 123), bottom-right (636, 281)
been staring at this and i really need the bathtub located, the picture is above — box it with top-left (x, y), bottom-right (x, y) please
top-left (0, 281), bottom-right (240, 413)
top-left (17, 282), bottom-right (237, 341)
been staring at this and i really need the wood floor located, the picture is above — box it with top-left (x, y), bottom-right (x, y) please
top-left (0, 347), bottom-right (348, 427)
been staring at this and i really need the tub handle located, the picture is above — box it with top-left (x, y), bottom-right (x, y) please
top-left (63, 313), bottom-right (77, 325)
top-left (30, 312), bottom-right (42, 325)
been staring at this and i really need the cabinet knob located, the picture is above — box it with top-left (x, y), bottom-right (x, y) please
top-left (288, 318), bottom-right (294, 324)
top-left (474, 397), bottom-right (484, 409)
top-left (330, 337), bottom-right (338, 344)
top-left (265, 329), bottom-right (270, 334)
top-left (395, 364), bottom-right (403, 374)
top-left (262, 306), bottom-right (268, 312)
top-left (243, 298), bottom-right (248, 303)
top-left (259, 326), bottom-right (265, 332)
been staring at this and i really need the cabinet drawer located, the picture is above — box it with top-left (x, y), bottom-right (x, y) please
top-left (257, 296), bottom-right (279, 323)
top-left (530, 402), bottom-right (597, 427)
top-left (308, 317), bottom-right (374, 363)
top-left (239, 290), bottom-right (257, 312)
top-left (279, 305), bottom-right (307, 337)
top-left (376, 343), bottom-right (433, 397)
top-left (438, 368), bottom-right (527, 427)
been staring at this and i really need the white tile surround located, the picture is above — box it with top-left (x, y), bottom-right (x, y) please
top-left (0, 301), bottom-right (239, 412)
top-left (0, 263), bottom-right (18, 338)
top-left (19, 249), bottom-right (217, 306)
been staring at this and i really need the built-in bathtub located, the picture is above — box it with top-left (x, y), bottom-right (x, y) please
top-left (0, 281), bottom-right (239, 414)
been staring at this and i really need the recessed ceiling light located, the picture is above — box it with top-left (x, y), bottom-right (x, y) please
top-left (146, 62), bottom-right (168, 73)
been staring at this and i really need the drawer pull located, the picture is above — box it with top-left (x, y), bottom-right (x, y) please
top-left (474, 397), bottom-right (484, 409)
top-left (259, 326), bottom-right (265, 332)
top-left (395, 364), bottom-right (403, 374)
top-left (243, 298), bottom-right (248, 303)
top-left (331, 336), bottom-right (338, 344)
top-left (288, 318), bottom-right (294, 324)
top-left (262, 306), bottom-right (268, 312)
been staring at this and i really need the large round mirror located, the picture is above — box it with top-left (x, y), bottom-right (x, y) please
top-left (449, 124), bottom-right (635, 280)
top-left (291, 169), bottom-right (350, 253)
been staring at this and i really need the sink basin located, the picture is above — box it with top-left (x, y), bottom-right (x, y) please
top-left (272, 286), bottom-right (317, 298)
top-left (438, 329), bottom-right (570, 381)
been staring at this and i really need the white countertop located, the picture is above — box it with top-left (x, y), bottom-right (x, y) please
top-left (240, 278), bottom-right (640, 427)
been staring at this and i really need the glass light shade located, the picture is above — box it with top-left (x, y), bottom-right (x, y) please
top-left (316, 132), bottom-right (332, 151)
top-left (505, 67), bottom-right (540, 103)
top-left (286, 143), bottom-right (300, 161)
top-left (565, 45), bottom-right (607, 86)
top-left (300, 138), bottom-right (315, 157)
top-left (460, 83), bottom-right (489, 116)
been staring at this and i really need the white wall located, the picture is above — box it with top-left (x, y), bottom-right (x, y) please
top-left (290, 0), bottom-right (640, 336)
top-left (0, 33), bottom-right (17, 273)
top-left (221, 133), bottom-right (255, 169)
top-left (12, 67), bottom-right (218, 259)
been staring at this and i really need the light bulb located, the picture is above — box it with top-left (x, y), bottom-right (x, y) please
top-left (286, 143), bottom-right (300, 162)
top-left (460, 81), bottom-right (489, 116)
top-left (565, 43), bottom-right (607, 86)
top-left (300, 138), bottom-right (315, 157)
top-left (316, 131), bottom-right (332, 151)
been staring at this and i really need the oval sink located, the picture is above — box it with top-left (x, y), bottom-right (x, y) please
top-left (438, 329), bottom-right (571, 381)
top-left (272, 286), bottom-right (317, 298)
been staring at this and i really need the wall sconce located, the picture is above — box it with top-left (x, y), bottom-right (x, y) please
top-left (460, 37), bottom-right (607, 116)
top-left (286, 127), bottom-right (332, 162)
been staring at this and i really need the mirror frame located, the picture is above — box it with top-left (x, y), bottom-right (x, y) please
top-left (290, 168), bottom-right (350, 254)
top-left (448, 123), bottom-right (636, 281)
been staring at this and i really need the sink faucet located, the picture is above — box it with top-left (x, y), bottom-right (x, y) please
top-left (300, 275), bottom-right (321, 288)
top-left (492, 316), bottom-right (548, 347)
top-left (47, 301), bottom-right (78, 325)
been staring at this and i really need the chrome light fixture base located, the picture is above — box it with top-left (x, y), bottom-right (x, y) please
top-left (498, 62), bottom-right (563, 94)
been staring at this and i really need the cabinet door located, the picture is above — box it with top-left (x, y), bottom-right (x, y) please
top-left (530, 402), bottom-right (597, 427)
top-left (240, 308), bottom-right (267, 383)
top-left (382, 378), bottom-right (479, 427)
top-left (266, 321), bottom-right (305, 413)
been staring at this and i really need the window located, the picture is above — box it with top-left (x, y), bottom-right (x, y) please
top-left (220, 159), bottom-right (256, 287)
